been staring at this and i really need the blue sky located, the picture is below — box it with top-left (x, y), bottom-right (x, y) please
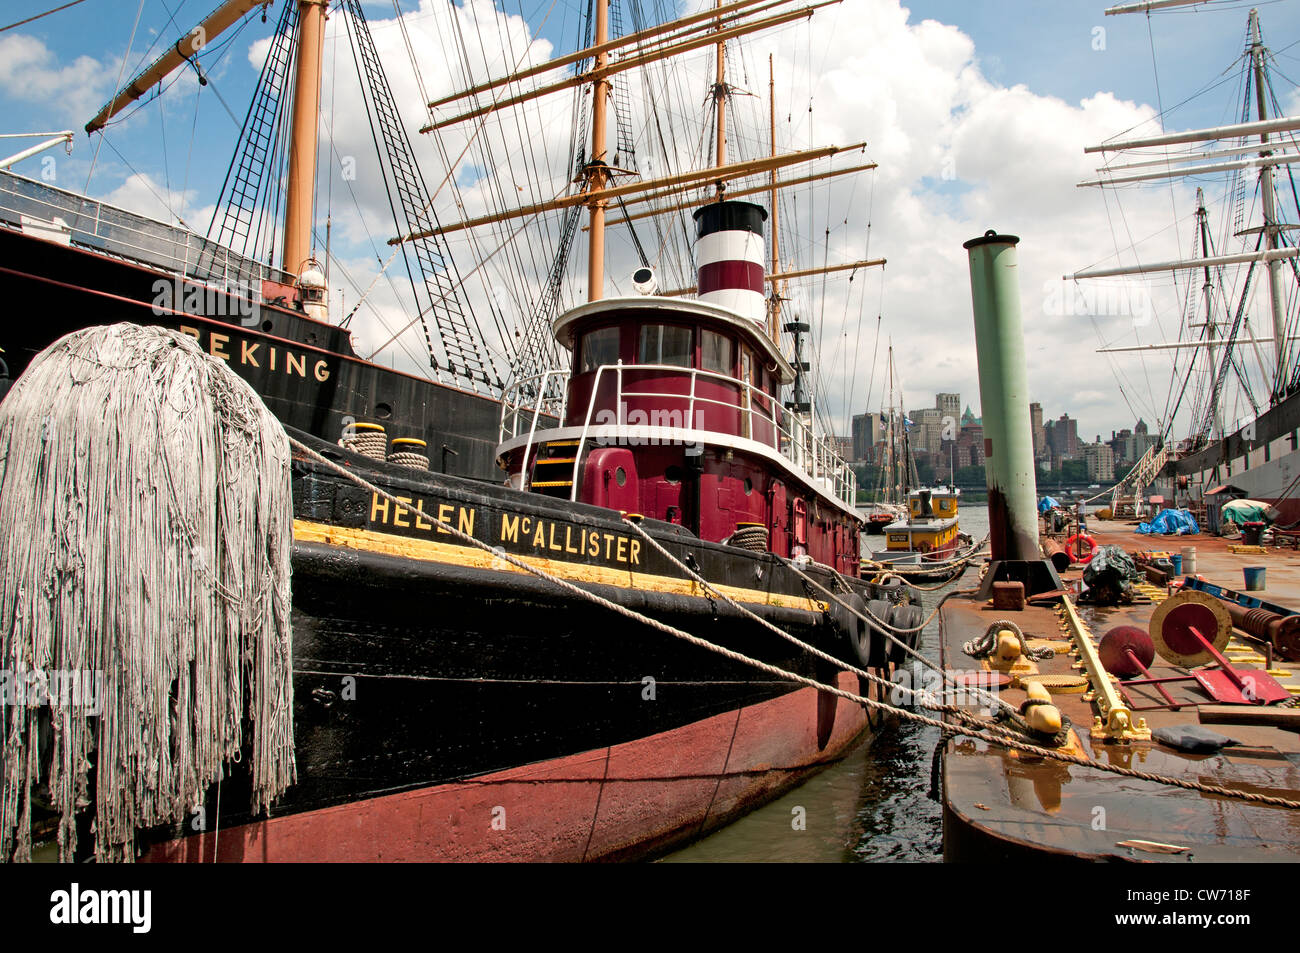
top-left (3, 0), bottom-right (1300, 440)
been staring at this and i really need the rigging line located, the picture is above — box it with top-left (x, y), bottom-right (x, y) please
top-left (0, 0), bottom-right (89, 33)
top-left (455, 7), bottom-right (555, 309)
top-left (1094, 168), bottom-right (1164, 421)
top-left (179, 59), bottom-right (202, 221)
top-left (98, 137), bottom-right (190, 225)
top-left (340, 247), bottom-right (399, 328)
top-left (340, 6), bottom-right (437, 369)
top-left (1146, 11), bottom-right (1191, 328)
top-left (85, 0), bottom-right (147, 193)
top-left (312, 225), bottom-right (428, 371)
top-left (369, 186), bottom-right (568, 360)
top-left (614, 193), bottom-right (651, 268)
top-left (159, 63), bottom-right (171, 215)
top-left (405, 0), bottom-right (562, 314)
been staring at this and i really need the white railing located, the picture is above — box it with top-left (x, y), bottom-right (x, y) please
top-left (500, 362), bottom-right (858, 508)
top-left (498, 369), bottom-right (570, 488)
top-left (0, 169), bottom-right (296, 289)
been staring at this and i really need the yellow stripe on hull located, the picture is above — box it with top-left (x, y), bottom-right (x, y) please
top-left (293, 519), bottom-right (827, 613)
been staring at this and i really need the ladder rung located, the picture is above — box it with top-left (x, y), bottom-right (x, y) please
top-left (547, 439), bottom-right (580, 447)
top-left (529, 480), bottom-right (573, 488)
top-left (535, 457), bottom-right (576, 465)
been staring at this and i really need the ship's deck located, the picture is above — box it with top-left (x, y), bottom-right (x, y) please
top-left (939, 517), bottom-right (1300, 862)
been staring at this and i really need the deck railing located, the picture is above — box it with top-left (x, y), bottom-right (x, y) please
top-left (0, 169), bottom-right (296, 289)
top-left (500, 362), bottom-right (857, 508)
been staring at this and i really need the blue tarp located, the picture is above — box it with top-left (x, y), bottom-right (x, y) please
top-left (1038, 496), bottom-right (1062, 513)
top-left (1136, 508), bottom-right (1200, 536)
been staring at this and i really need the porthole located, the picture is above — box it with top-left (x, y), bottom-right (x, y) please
top-left (743, 477), bottom-right (753, 495)
top-left (374, 402), bottom-right (393, 420)
top-left (261, 319), bottom-right (274, 332)
top-left (664, 465), bottom-right (683, 485)
top-left (615, 466), bottom-right (627, 487)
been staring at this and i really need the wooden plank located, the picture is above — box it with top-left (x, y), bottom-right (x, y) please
top-left (1198, 705), bottom-right (1300, 728)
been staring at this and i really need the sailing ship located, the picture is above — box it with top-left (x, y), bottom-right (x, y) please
top-left (1072, 1), bottom-right (1300, 525)
top-left (856, 346), bottom-right (964, 567)
top-left (0, 0), bottom-right (897, 861)
top-left (0, 0), bottom-right (514, 479)
top-left (858, 347), bottom-right (909, 534)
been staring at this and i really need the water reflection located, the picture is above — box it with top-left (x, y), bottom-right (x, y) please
top-left (661, 506), bottom-right (994, 862)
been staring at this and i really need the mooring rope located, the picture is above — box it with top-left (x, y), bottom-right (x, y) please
top-left (621, 517), bottom-right (1006, 714)
top-left (287, 437), bottom-right (1300, 812)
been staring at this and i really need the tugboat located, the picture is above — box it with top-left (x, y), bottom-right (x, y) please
top-left (125, 199), bottom-right (904, 862)
top-left (2, 0), bottom-right (900, 864)
top-left (875, 485), bottom-right (963, 568)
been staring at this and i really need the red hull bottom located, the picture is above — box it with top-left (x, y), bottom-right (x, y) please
top-left (144, 672), bottom-right (873, 862)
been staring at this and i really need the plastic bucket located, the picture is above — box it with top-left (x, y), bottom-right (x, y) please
top-left (1181, 546), bottom-right (1197, 574)
top-left (1171, 553), bottom-right (1183, 574)
top-left (1243, 566), bottom-right (1267, 591)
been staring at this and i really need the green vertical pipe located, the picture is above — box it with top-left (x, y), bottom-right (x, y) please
top-left (964, 230), bottom-right (1040, 562)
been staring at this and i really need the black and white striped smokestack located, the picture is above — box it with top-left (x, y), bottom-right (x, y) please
top-left (692, 201), bottom-right (767, 325)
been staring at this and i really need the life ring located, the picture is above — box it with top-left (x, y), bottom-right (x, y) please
top-left (916, 541), bottom-right (931, 553)
top-left (1066, 533), bottom-right (1098, 564)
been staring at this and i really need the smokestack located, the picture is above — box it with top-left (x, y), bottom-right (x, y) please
top-left (964, 230), bottom-right (1039, 563)
top-left (693, 201), bottom-right (767, 325)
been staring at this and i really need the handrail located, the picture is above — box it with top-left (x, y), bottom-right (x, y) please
top-left (519, 369), bottom-right (568, 490)
top-left (497, 361), bottom-right (859, 508)
top-left (0, 169), bottom-right (295, 288)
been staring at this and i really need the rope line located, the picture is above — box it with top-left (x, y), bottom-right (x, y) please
top-left (286, 437), bottom-right (1300, 812)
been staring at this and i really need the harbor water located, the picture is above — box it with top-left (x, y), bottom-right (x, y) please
top-left (662, 503), bottom-right (995, 862)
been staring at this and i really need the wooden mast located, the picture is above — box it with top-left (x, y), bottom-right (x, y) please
top-left (1249, 8), bottom-right (1288, 387)
top-left (85, 0), bottom-right (269, 134)
top-left (585, 0), bottom-right (612, 301)
top-left (768, 54), bottom-right (780, 342)
top-left (714, 0), bottom-right (728, 182)
top-left (282, 0), bottom-right (328, 276)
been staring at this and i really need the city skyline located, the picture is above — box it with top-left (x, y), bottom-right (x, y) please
top-left (849, 388), bottom-right (1155, 483)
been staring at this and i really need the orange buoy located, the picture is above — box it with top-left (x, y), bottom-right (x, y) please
top-left (1065, 533), bottom-right (1097, 564)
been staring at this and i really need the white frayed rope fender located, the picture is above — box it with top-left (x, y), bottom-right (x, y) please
top-left (0, 324), bottom-right (296, 862)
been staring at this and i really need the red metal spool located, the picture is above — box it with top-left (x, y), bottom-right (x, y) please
top-left (1098, 626), bottom-right (1154, 678)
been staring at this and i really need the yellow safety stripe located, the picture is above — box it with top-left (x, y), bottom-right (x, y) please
top-left (293, 519), bottom-right (828, 613)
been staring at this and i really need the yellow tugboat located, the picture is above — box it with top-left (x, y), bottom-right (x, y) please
top-left (877, 485), bottom-right (962, 566)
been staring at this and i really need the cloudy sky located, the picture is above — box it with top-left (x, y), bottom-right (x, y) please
top-left (3, 0), bottom-right (1300, 446)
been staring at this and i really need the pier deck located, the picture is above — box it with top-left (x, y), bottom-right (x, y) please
top-left (939, 517), bottom-right (1300, 862)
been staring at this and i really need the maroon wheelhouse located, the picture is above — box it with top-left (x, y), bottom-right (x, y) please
top-left (498, 201), bottom-right (863, 576)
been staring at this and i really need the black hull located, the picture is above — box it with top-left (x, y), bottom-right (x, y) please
top-left (0, 226), bottom-right (514, 481)
top-left (88, 432), bottom-right (897, 861)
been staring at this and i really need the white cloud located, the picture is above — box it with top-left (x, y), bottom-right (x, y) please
top-left (0, 34), bottom-right (111, 123)
top-left (98, 172), bottom-right (212, 229)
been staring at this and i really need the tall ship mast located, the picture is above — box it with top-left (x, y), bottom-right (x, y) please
top-left (1071, 2), bottom-right (1300, 521)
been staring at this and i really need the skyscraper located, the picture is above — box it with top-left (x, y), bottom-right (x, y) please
top-left (1029, 402), bottom-right (1044, 461)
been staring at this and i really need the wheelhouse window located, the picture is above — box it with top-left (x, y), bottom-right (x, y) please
top-left (639, 324), bottom-right (692, 367)
top-left (580, 327), bottom-right (620, 372)
top-left (701, 330), bottom-right (735, 375)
